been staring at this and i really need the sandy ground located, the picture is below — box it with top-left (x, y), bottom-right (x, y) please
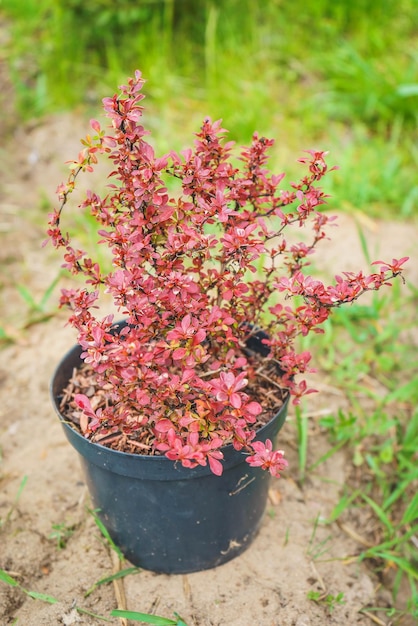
top-left (0, 98), bottom-right (417, 626)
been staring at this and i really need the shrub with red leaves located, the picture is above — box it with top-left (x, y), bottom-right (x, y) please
top-left (47, 71), bottom-right (408, 476)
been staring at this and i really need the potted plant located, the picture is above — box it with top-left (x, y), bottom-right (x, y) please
top-left (47, 70), bottom-right (408, 574)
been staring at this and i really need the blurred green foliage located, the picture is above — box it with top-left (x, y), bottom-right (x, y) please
top-left (2, 0), bottom-right (417, 127)
top-left (300, 278), bottom-right (418, 612)
top-left (2, 0), bottom-right (417, 217)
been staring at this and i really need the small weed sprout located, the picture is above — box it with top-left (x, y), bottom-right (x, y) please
top-left (49, 521), bottom-right (76, 549)
top-left (307, 589), bottom-right (345, 613)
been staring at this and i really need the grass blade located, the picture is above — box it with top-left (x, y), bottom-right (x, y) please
top-left (0, 569), bottom-right (60, 604)
top-left (85, 566), bottom-right (140, 597)
top-left (308, 440), bottom-right (346, 472)
top-left (295, 406), bottom-right (308, 481)
top-left (110, 610), bottom-right (182, 624)
top-left (383, 472), bottom-right (418, 512)
top-left (401, 492), bottom-right (418, 526)
top-left (0, 569), bottom-right (19, 587)
top-left (16, 284), bottom-right (37, 309)
top-left (366, 552), bottom-right (418, 580)
top-left (25, 590), bottom-right (59, 604)
top-left (327, 489), bottom-right (361, 523)
top-left (0, 475), bottom-right (28, 529)
top-left (356, 222), bottom-right (372, 264)
top-left (88, 508), bottom-right (124, 561)
top-left (365, 525), bottom-right (418, 553)
top-left (360, 493), bottom-right (393, 532)
top-left (39, 273), bottom-right (61, 309)
top-left (76, 606), bottom-right (113, 621)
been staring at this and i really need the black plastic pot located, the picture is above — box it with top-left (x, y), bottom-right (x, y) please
top-left (51, 341), bottom-right (289, 574)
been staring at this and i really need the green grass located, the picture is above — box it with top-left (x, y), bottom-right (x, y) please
top-left (110, 610), bottom-right (188, 625)
top-left (294, 222), bottom-right (418, 618)
top-left (3, 0), bottom-right (417, 129)
top-left (0, 475), bottom-right (27, 530)
top-left (298, 275), bottom-right (418, 618)
top-left (1, 0), bottom-right (417, 217)
top-left (0, 568), bottom-right (59, 605)
top-left (321, 124), bottom-right (418, 218)
top-left (307, 590), bottom-right (345, 614)
top-left (49, 521), bottom-right (77, 549)
top-left (0, 568), bottom-right (117, 621)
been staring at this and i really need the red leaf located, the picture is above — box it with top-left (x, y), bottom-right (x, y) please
top-left (208, 456), bottom-right (223, 476)
top-left (172, 347), bottom-right (187, 360)
top-left (154, 419), bottom-right (174, 433)
top-left (74, 394), bottom-right (93, 413)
